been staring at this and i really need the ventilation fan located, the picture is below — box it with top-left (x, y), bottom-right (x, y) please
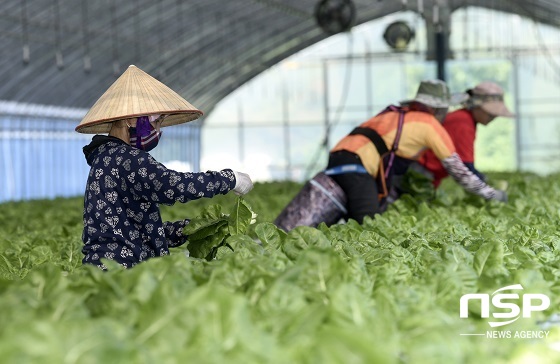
top-left (383, 21), bottom-right (415, 51)
top-left (315, 0), bottom-right (356, 35)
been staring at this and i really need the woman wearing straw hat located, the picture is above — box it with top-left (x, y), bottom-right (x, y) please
top-left (274, 80), bottom-right (507, 232)
top-left (418, 81), bottom-right (515, 189)
top-left (76, 65), bottom-right (253, 269)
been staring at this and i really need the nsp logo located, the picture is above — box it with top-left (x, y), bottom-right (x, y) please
top-left (460, 284), bottom-right (550, 327)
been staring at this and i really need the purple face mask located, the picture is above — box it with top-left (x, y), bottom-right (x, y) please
top-left (129, 116), bottom-right (162, 151)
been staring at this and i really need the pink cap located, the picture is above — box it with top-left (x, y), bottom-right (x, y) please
top-left (470, 82), bottom-right (514, 117)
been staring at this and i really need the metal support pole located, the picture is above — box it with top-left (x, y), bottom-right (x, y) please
top-left (428, 0), bottom-right (449, 81)
top-left (322, 60), bottom-right (330, 150)
top-left (512, 53), bottom-right (521, 171)
top-left (436, 29), bottom-right (446, 81)
top-left (237, 101), bottom-right (245, 166)
top-left (282, 85), bottom-right (291, 180)
top-left (365, 47), bottom-right (373, 117)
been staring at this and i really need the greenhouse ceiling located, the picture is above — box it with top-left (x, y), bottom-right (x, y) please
top-left (0, 0), bottom-right (559, 116)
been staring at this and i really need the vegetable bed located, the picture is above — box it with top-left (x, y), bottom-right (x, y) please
top-left (0, 173), bottom-right (559, 363)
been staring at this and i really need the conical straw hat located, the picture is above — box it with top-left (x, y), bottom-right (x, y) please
top-left (75, 65), bottom-right (202, 133)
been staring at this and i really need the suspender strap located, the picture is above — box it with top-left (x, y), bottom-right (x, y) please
top-left (349, 127), bottom-right (389, 156)
top-left (384, 110), bottom-right (406, 179)
top-left (325, 164), bottom-right (369, 176)
top-left (391, 111), bottom-right (405, 152)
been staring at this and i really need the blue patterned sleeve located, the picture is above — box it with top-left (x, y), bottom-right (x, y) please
top-left (163, 219), bottom-right (190, 247)
top-left (129, 150), bottom-right (237, 205)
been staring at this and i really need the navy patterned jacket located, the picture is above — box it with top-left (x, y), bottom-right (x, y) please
top-left (81, 135), bottom-right (236, 269)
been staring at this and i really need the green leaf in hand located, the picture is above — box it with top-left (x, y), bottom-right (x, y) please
top-left (183, 198), bottom-right (256, 260)
top-left (228, 198), bottom-right (254, 236)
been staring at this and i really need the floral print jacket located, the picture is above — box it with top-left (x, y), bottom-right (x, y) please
top-left (81, 135), bottom-right (236, 269)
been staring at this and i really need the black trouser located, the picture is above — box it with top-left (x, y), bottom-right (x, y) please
top-left (327, 151), bottom-right (379, 224)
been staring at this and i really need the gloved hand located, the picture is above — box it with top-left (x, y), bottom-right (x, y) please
top-left (492, 189), bottom-right (508, 203)
top-left (232, 171), bottom-right (254, 196)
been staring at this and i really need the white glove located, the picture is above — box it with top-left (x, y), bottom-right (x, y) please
top-left (492, 189), bottom-right (508, 203)
top-left (232, 171), bottom-right (253, 196)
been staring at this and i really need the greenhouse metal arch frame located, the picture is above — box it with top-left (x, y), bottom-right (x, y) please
top-left (0, 0), bottom-right (559, 116)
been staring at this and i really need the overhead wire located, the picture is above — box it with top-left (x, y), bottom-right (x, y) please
top-left (81, 0), bottom-right (91, 72)
top-left (505, 1), bottom-right (560, 81)
top-left (110, 0), bottom-right (120, 76)
top-left (250, 0), bottom-right (311, 19)
top-left (21, 0), bottom-right (29, 63)
top-left (304, 31), bottom-right (354, 179)
top-left (52, 0), bottom-right (63, 69)
top-left (530, 20), bottom-right (560, 81)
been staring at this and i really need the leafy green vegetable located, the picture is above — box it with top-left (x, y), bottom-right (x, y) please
top-left (1, 175), bottom-right (560, 362)
top-left (183, 198), bottom-right (255, 260)
top-left (396, 166), bottom-right (436, 201)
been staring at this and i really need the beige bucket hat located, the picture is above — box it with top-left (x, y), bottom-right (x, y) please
top-left (467, 81), bottom-right (514, 117)
top-left (75, 65), bottom-right (202, 134)
top-left (400, 79), bottom-right (451, 109)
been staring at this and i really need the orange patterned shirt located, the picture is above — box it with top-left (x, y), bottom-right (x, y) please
top-left (331, 110), bottom-right (456, 176)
